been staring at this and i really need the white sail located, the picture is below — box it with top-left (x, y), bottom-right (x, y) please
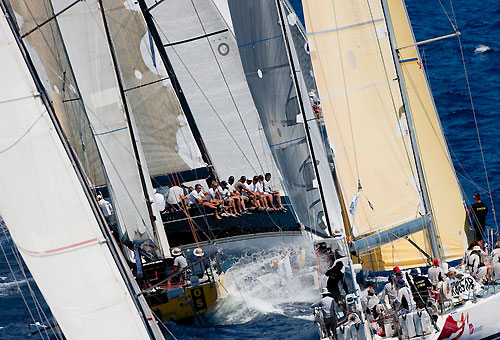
top-left (48, 0), bottom-right (167, 253)
top-left (0, 13), bottom-right (163, 339)
top-left (145, 0), bottom-right (281, 184)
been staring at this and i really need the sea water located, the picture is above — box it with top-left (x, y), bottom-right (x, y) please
top-left (1, 0), bottom-right (500, 338)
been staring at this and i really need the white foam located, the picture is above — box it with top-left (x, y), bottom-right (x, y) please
top-left (209, 242), bottom-right (320, 325)
top-left (475, 44), bottom-right (491, 54)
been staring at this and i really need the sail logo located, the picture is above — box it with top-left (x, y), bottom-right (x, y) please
top-left (437, 313), bottom-right (474, 339)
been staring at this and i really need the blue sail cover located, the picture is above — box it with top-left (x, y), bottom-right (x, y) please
top-left (228, 0), bottom-right (341, 235)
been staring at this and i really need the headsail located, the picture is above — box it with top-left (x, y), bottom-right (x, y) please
top-left (303, 0), bottom-right (467, 268)
top-left (0, 10), bottom-right (163, 338)
top-left (47, 0), bottom-right (168, 255)
top-left (142, 0), bottom-right (280, 184)
top-left (228, 0), bottom-right (343, 235)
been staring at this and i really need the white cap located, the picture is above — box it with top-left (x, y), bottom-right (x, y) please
top-left (171, 247), bottom-right (182, 256)
top-left (96, 195), bottom-right (103, 200)
top-left (321, 288), bottom-right (329, 295)
top-left (193, 248), bottom-right (204, 257)
top-left (473, 245), bottom-right (481, 251)
top-left (448, 267), bottom-right (456, 273)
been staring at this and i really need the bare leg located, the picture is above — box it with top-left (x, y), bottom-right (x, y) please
top-left (265, 194), bottom-right (277, 209)
top-left (274, 193), bottom-right (283, 208)
top-left (203, 202), bottom-right (221, 219)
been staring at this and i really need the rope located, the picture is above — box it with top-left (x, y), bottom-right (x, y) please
top-left (435, 0), bottom-right (498, 234)
top-left (189, 0), bottom-right (265, 174)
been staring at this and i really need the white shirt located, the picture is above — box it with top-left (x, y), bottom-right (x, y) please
top-left (380, 282), bottom-right (397, 306)
top-left (491, 248), bottom-right (500, 265)
top-left (468, 253), bottom-right (482, 274)
top-left (255, 181), bottom-right (264, 193)
top-left (188, 190), bottom-right (204, 205)
top-left (166, 186), bottom-right (183, 205)
top-left (207, 188), bottom-right (218, 201)
top-left (428, 266), bottom-right (445, 284)
top-left (218, 186), bottom-right (231, 199)
top-left (98, 198), bottom-right (113, 217)
top-left (173, 256), bottom-right (187, 270)
top-left (396, 287), bottom-right (416, 312)
top-left (244, 183), bottom-right (253, 196)
top-left (227, 183), bottom-right (236, 193)
top-left (263, 180), bottom-right (274, 194)
top-left (311, 296), bottom-right (335, 319)
top-left (154, 192), bottom-right (166, 211)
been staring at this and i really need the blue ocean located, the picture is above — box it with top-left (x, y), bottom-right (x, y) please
top-left (1, 0), bottom-right (499, 339)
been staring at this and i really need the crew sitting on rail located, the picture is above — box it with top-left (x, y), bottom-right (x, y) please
top-left (263, 173), bottom-right (286, 212)
top-left (188, 183), bottom-right (222, 220)
top-left (252, 175), bottom-right (272, 211)
top-left (227, 176), bottom-right (249, 214)
top-left (218, 181), bottom-right (240, 217)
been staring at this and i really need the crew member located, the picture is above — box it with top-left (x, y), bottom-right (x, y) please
top-left (468, 193), bottom-right (488, 248)
top-left (311, 288), bottom-right (337, 337)
top-left (171, 247), bottom-right (187, 283)
top-left (325, 261), bottom-right (348, 302)
top-left (395, 279), bottom-right (416, 315)
top-left (427, 258), bottom-right (445, 286)
top-left (409, 268), bottom-right (432, 308)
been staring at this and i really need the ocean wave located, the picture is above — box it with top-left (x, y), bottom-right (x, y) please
top-left (474, 44), bottom-right (492, 54)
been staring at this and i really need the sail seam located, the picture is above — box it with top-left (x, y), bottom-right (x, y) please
top-left (123, 77), bottom-right (169, 92)
top-left (94, 126), bottom-right (128, 136)
top-left (15, 238), bottom-right (101, 256)
top-left (163, 28), bottom-right (228, 47)
top-left (238, 34), bottom-right (282, 48)
top-left (306, 18), bottom-right (384, 36)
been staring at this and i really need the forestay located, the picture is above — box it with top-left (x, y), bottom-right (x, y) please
top-left (146, 0), bottom-right (281, 185)
top-left (0, 13), bottom-right (163, 339)
top-left (7, 0), bottom-right (104, 186)
top-left (49, 0), bottom-right (168, 254)
top-left (228, 0), bottom-right (341, 235)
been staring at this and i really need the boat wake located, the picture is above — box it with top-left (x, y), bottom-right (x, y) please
top-left (209, 244), bottom-right (320, 326)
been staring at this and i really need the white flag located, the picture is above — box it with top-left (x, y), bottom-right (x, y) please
top-left (349, 192), bottom-right (361, 216)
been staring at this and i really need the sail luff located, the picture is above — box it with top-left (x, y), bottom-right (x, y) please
top-left (0, 7), bottom-right (163, 337)
top-left (380, 0), bottom-right (441, 262)
top-left (97, 0), bottom-right (168, 257)
top-left (138, 0), bottom-right (218, 183)
top-left (277, 0), bottom-right (344, 235)
top-left (384, 0), bottom-right (467, 262)
top-left (50, 0), bottom-right (164, 255)
top-left (145, 0), bottom-right (282, 187)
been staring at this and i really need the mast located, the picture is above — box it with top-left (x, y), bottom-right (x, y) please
top-left (380, 0), bottom-right (442, 263)
top-left (275, 0), bottom-right (333, 235)
top-left (0, 3), bottom-right (162, 337)
top-left (137, 0), bottom-right (218, 182)
top-left (97, 0), bottom-right (166, 256)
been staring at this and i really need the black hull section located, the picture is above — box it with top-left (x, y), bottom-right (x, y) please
top-left (161, 203), bottom-right (299, 247)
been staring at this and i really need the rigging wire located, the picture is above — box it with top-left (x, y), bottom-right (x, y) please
top-left (440, 0), bottom-right (499, 234)
top-left (0, 225), bottom-right (48, 340)
top-left (189, 0), bottom-right (265, 175)
top-left (151, 17), bottom-right (261, 176)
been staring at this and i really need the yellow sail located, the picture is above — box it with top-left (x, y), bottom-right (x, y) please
top-left (384, 0), bottom-right (467, 262)
top-left (303, 0), bottom-right (467, 269)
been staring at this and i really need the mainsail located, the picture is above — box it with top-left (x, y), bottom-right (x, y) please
top-left (142, 0), bottom-right (280, 183)
top-left (43, 0), bottom-right (169, 254)
top-left (0, 9), bottom-right (163, 338)
top-left (303, 0), bottom-right (467, 269)
top-left (228, 0), bottom-right (343, 235)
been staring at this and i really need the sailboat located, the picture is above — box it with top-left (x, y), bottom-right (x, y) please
top-left (0, 0), bottom-right (320, 335)
top-left (227, 0), bottom-right (500, 339)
